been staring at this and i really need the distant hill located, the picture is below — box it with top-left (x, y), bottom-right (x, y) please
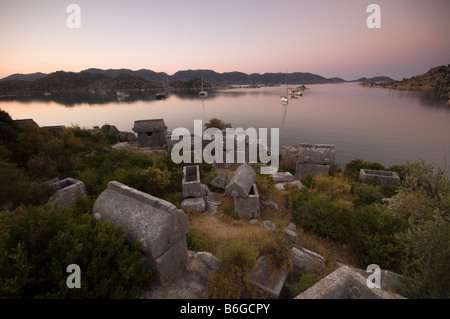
top-left (0, 67), bottom-right (403, 94)
top-left (0, 71), bottom-right (161, 95)
top-left (361, 65), bottom-right (450, 91)
top-left (0, 72), bottom-right (47, 82)
top-left (354, 76), bottom-right (394, 83)
top-left (168, 69), bottom-right (345, 85)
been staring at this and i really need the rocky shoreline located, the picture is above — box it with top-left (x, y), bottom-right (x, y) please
top-left (360, 65), bottom-right (450, 92)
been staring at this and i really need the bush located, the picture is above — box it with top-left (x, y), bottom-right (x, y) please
top-left (0, 199), bottom-right (152, 298)
top-left (349, 204), bottom-right (407, 271)
top-left (397, 213), bottom-right (450, 298)
top-left (312, 173), bottom-right (353, 201)
top-left (0, 158), bottom-right (53, 210)
top-left (292, 194), bottom-right (353, 242)
top-left (210, 240), bottom-right (260, 298)
top-left (254, 174), bottom-right (276, 201)
top-left (285, 273), bottom-right (320, 298)
top-left (217, 240), bottom-right (259, 271)
top-left (351, 183), bottom-right (384, 207)
top-left (186, 229), bottom-right (215, 253)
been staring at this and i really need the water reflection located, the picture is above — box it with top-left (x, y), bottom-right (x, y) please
top-left (0, 89), bottom-right (224, 106)
top-left (0, 83), bottom-right (449, 171)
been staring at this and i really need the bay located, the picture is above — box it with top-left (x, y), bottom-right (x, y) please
top-left (1, 82), bottom-right (449, 170)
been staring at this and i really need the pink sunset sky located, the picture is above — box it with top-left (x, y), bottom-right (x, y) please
top-left (0, 0), bottom-right (448, 81)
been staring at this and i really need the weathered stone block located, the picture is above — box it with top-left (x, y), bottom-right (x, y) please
top-left (48, 177), bottom-right (87, 208)
top-left (93, 181), bottom-right (189, 284)
top-left (297, 143), bottom-right (335, 166)
top-left (359, 169), bottom-right (400, 185)
top-left (296, 163), bottom-right (330, 178)
top-left (247, 256), bottom-right (289, 299)
top-left (272, 171), bottom-right (295, 183)
top-left (224, 163), bottom-right (256, 197)
top-left (292, 247), bottom-right (325, 279)
top-left (210, 172), bottom-right (231, 189)
top-left (295, 265), bottom-right (403, 299)
top-left (133, 119), bottom-right (168, 148)
top-left (180, 197), bottom-right (206, 213)
top-left (182, 165), bottom-right (203, 198)
top-left (295, 143), bottom-right (335, 178)
top-left (235, 183), bottom-right (260, 219)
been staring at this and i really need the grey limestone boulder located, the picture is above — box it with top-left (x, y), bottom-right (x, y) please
top-left (93, 181), bottom-right (189, 284)
top-left (291, 247), bottom-right (325, 279)
top-left (272, 171), bottom-right (295, 183)
top-left (224, 163), bottom-right (256, 197)
top-left (210, 172), bottom-right (231, 189)
top-left (295, 265), bottom-right (403, 299)
top-left (48, 177), bottom-right (87, 208)
top-left (181, 197), bottom-right (206, 214)
top-left (263, 220), bottom-right (277, 231)
top-left (247, 256), bottom-right (289, 299)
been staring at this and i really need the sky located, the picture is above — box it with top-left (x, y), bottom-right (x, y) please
top-left (0, 0), bottom-right (449, 81)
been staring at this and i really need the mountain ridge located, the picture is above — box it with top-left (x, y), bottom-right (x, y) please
top-left (0, 68), bottom-right (394, 86)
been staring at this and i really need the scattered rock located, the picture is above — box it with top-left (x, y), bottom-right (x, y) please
top-left (284, 229), bottom-right (298, 243)
top-left (260, 199), bottom-right (278, 211)
top-left (274, 180), bottom-right (304, 191)
top-left (285, 222), bottom-right (297, 232)
top-left (143, 250), bottom-right (221, 299)
top-left (181, 197), bottom-right (206, 214)
top-left (210, 172), bottom-right (231, 189)
top-left (263, 220), bottom-right (277, 231)
top-left (272, 172), bottom-right (295, 183)
top-left (292, 247), bottom-right (325, 279)
top-left (48, 177), bottom-right (87, 208)
top-left (205, 193), bottom-right (221, 215)
top-left (247, 256), bottom-right (289, 299)
top-left (101, 124), bottom-right (137, 142)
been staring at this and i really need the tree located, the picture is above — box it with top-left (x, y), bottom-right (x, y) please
top-left (204, 118), bottom-right (224, 130)
top-left (388, 160), bottom-right (450, 298)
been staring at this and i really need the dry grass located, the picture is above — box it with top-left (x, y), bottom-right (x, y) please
top-left (185, 168), bottom-right (361, 298)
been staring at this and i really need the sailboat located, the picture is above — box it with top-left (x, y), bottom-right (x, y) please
top-left (199, 72), bottom-right (208, 97)
top-left (155, 77), bottom-right (167, 99)
top-left (280, 69), bottom-right (289, 104)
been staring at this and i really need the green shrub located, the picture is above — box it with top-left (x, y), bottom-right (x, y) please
top-left (397, 213), bottom-right (450, 298)
top-left (312, 173), bottom-right (353, 201)
top-left (283, 188), bottom-right (311, 211)
top-left (217, 240), bottom-right (258, 271)
top-left (0, 199), bottom-right (152, 298)
top-left (0, 156), bottom-right (53, 210)
top-left (203, 169), bottom-right (218, 187)
top-left (349, 204), bottom-right (407, 271)
top-left (254, 174), bottom-right (276, 201)
top-left (186, 229), bottom-right (215, 253)
top-left (351, 183), bottom-right (384, 207)
top-left (292, 194), bottom-right (353, 242)
top-left (285, 273), bottom-right (320, 297)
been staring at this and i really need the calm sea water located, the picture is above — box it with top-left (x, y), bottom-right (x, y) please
top-left (1, 82), bottom-right (449, 170)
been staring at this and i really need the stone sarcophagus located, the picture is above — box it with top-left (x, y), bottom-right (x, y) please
top-left (295, 143), bottom-right (335, 178)
top-left (132, 119), bottom-right (168, 149)
top-left (359, 169), bottom-right (400, 185)
top-left (93, 181), bottom-right (189, 285)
